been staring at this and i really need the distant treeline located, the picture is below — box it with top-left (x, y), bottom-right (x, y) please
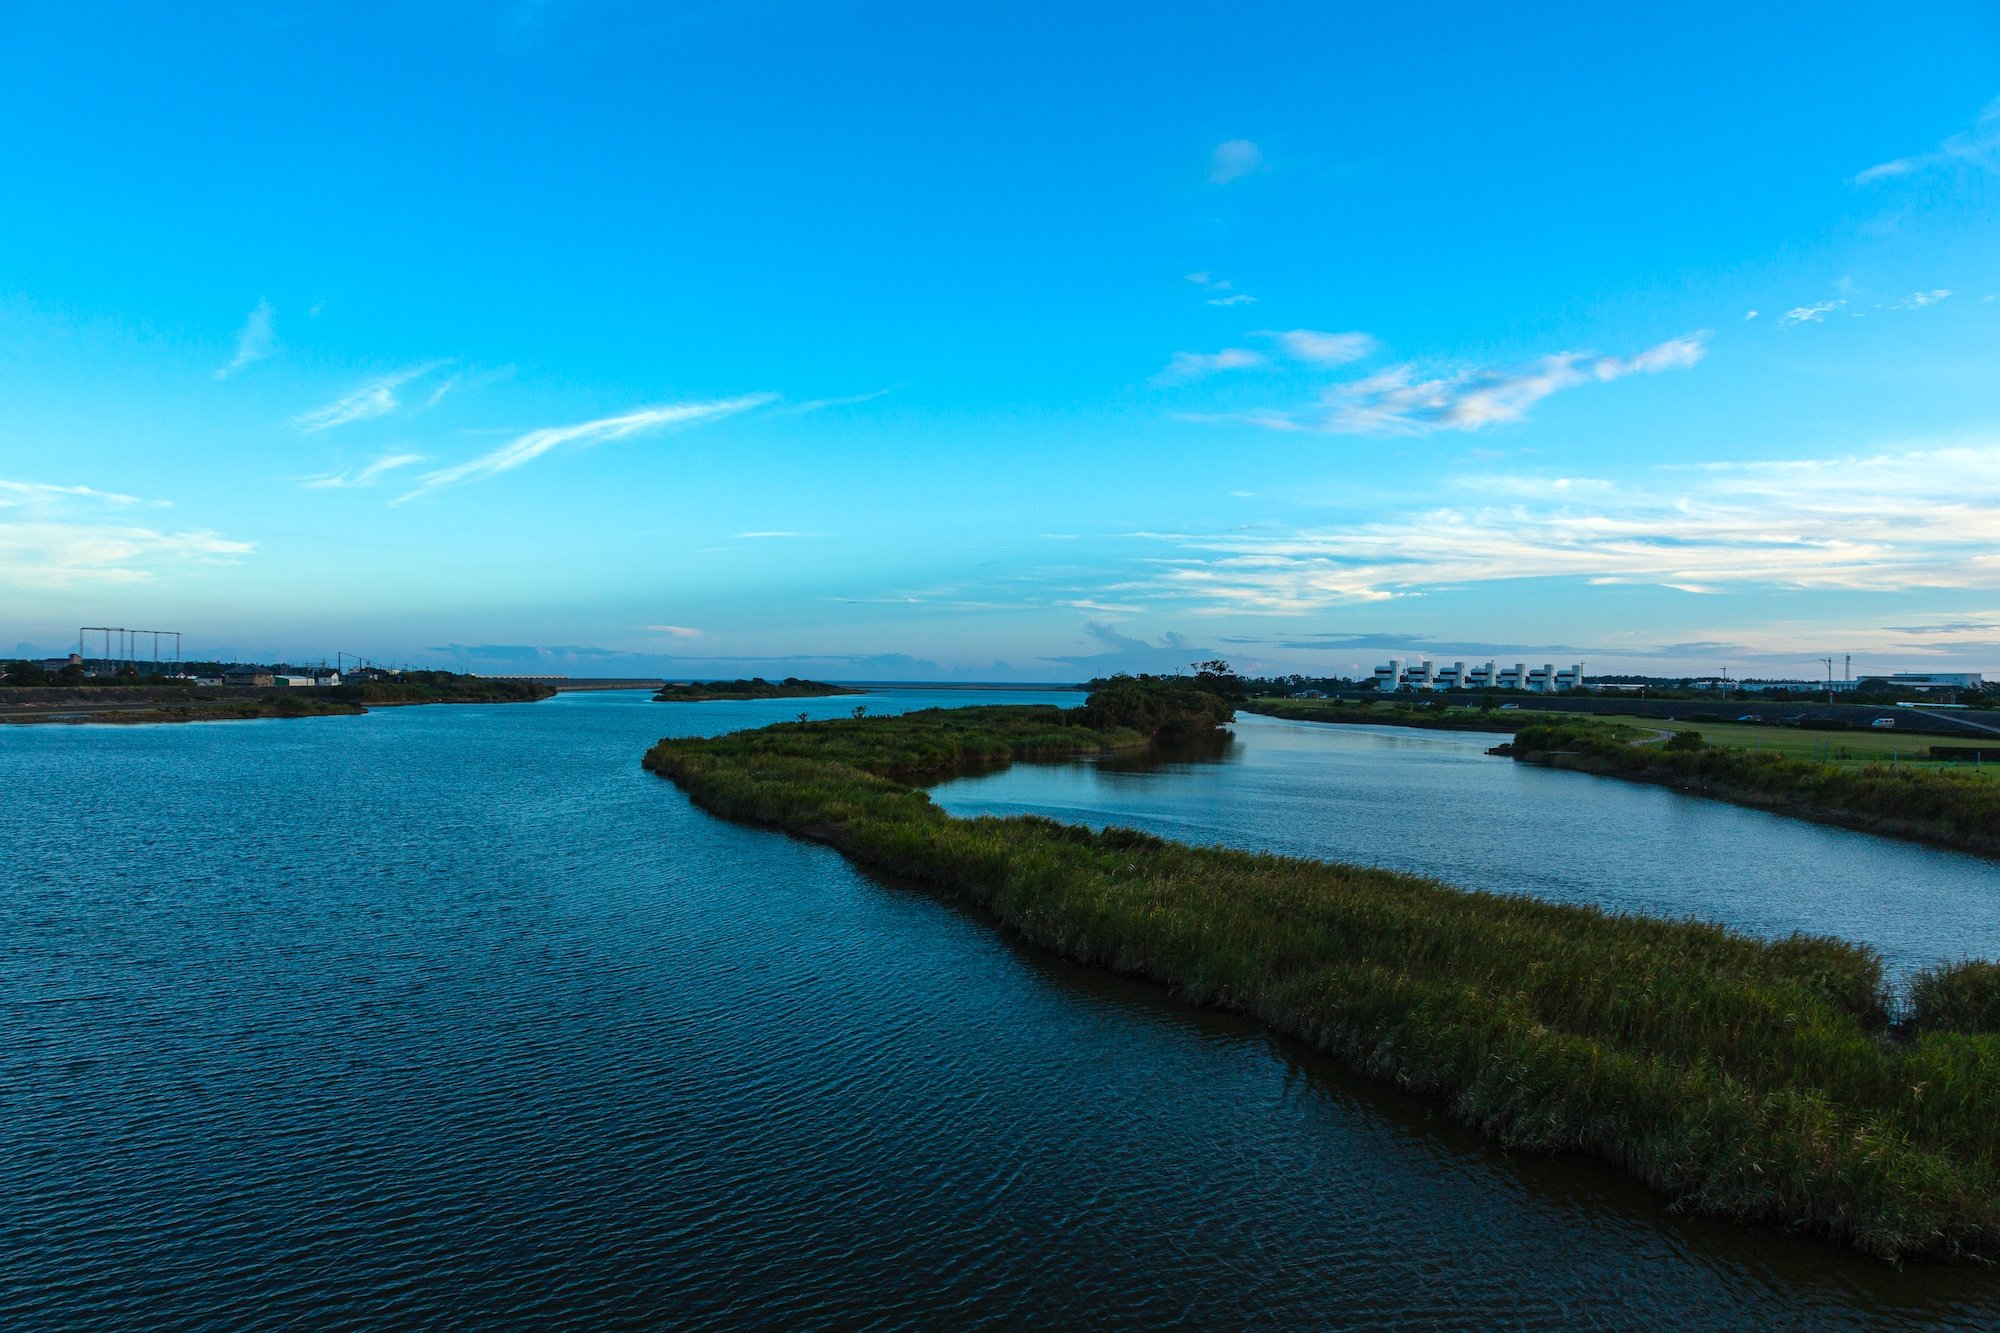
top-left (1501, 719), bottom-right (2000, 858)
top-left (330, 673), bottom-right (554, 705)
top-left (643, 670), bottom-right (2000, 1262)
top-left (1244, 698), bottom-right (1519, 732)
top-left (653, 676), bottom-right (863, 703)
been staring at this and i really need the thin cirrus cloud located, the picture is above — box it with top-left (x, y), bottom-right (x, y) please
top-left (0, 477), bottom-right (250, 587)
top-left (215, 299), bottom-right (276, 380)
top-left (1116, 440), bottom-right (2000, 611)
top-left (1185, 333), bottom-right (1708, 435)
top-left (395, 395), bottom-right (774, 503)
top-left (1853, 98), bottom-right (2000, 184)
top-left (1208, 139), bottom-right (1262, 184)
top-left (645, 625), bottom-right (703, 638)
top-left (298, 453), bottom-right (427, 490)
top-left (293, 361), bottom-right (451, 433)
top-left (789, 387), bottom-right (896, 413)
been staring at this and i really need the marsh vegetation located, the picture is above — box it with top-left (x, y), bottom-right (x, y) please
top-left (645, 678), bottom-right (2000, 1261)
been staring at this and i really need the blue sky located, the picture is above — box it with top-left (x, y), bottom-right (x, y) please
top-left (4, 1), bottom-right (1999, 680)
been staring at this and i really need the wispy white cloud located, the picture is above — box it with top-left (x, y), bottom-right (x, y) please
top-left (1269, 329), bottom-right (1374, 365)
top-left (1116, 439), bottom-right (2000, 610)
top-left (791, 387), bottom-right (895, 413)
top-left (644, 624), bottom-right (703, 638)
top-left (293, 361), bottom-right (450, 433)
top-left (397, 396), bottom-right (774, 502)
top-left (1897, 288), bottom-right (1953, 309)
top-left (1189, 333), bottom-right (1707, 435)
top-left (1209, 139), bottom-right (1262, 184)
top-left (1854, 98), bottom-right (2000, 184)
top-left (0, 478), bottom-right (249, 587)
top-left (1186, 272), bottom-right (1255, 305)
top-left (298, 453), bottom-right (427, 490)
top-left (1155, 347), bottom-right (1266, 384)
top-left (0, 479), bottom-right (155, 509)
top-left (215, 299), bottom-right (276, 380)
top-left (1779, 300), bottom-right (1844, 326)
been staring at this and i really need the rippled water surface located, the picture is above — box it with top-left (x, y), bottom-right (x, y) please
top-left (8, 691), bottom-right (2000, 1330)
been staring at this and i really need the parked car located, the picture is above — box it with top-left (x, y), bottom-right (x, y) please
top-left (1498, 703), bottom-right (1520, 711)
top-left (1870, 718), bottom-right (1897, 729)
top-left (1736, 714), bottom-right (1763, 723)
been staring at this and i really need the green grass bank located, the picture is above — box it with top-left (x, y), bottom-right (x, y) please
top-left (645, 683), bottom-right (2000, 1262)
top-left (1502, 719), bottom-right (2000, 859)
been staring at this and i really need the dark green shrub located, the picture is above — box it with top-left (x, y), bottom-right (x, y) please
top-left (1909, 960), bottom-right (2000, 1034)
top-left (1665, 729), bottom-right (1706, 752)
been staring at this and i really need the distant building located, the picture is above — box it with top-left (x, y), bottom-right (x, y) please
top-left (223, 667), bottom-right (275, 687)
top-left (1860, 672), bottom-right (1984, 691)
top-left (39, 653), bottom-right (83, 673)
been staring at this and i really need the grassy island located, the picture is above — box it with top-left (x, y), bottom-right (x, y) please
top-left (653, 676), bottom-right (862, 703)
top-left (646, 677), bottom-right (2000, 1262)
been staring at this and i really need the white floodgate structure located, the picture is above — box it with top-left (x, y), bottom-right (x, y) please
top-left (1371, 659), bottom-right (1585, 693)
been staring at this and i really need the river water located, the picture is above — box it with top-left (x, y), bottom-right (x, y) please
top-left (6, 691), bottom-right (1999, 1329)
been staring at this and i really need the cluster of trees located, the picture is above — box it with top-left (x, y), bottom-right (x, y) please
top-left (3, 660), bottom-right (83, 686)
top-left (0, 660), bottom-right (184, 687)
top-left (1075, 663), bottom-right (1241, 740)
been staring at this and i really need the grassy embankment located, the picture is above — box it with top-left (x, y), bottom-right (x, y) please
top-left (1501, 719), bottom-right (2000, 859)
top-left (654, 676), bottom-right (862, 703)
top-left (646, 679), bottom-right (2000, 1262)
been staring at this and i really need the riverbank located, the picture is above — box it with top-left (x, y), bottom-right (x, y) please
top-left (646, 693), bottom-right (2000, 1262)
top-left (1, 677), bottom-right (554, 725)
top-left (1501, 719), bottom-right (2000, 860)
top-left (654, 676), bottom-right (862, 703)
